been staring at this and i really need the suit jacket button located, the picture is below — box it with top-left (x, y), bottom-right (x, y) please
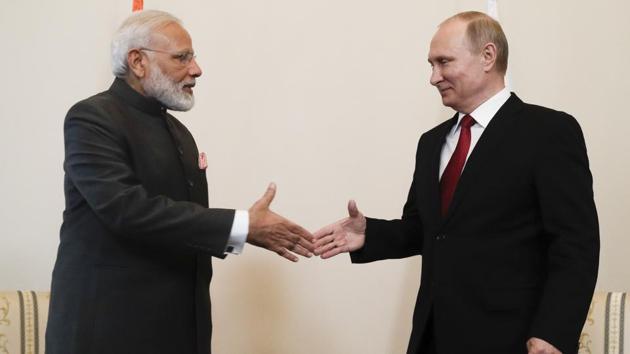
top-left (177, 146), bottom-right (184, 155)
top-left (188, 179), bottom-right (194, 187)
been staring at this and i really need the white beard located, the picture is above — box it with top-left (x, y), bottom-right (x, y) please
top-left (143, 65), bottom-right (195, 112)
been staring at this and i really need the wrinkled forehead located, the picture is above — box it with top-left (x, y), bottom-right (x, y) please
top-left (150, 22), bottom-right (193, 50)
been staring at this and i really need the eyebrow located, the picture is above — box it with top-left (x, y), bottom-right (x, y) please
top-left (174, 50), bottom-right (195, 56)
top-left (428, 55), bottom-right (454, 64)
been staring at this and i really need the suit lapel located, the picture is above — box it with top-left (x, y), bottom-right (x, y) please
top-left (423, 114), bottom-right (458, 224)
top-left (441, 94), bottom-right (525, 223)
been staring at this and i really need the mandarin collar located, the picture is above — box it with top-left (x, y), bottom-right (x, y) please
top-left (109, 77), bottom-right (167, 116)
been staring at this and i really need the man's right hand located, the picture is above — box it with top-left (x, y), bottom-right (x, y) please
top-left (247, 183), bottom-right (314, 262)
top-left (313, 200), bottom-right (366, 259)
top-left (527, 337), bottom-right (562, 354)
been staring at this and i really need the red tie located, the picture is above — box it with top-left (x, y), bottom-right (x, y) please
top-left (440, 114), bottom-right (475, 216)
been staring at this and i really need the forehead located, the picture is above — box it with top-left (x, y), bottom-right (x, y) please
top-left (428, 19), bottom-right (469, 58)
top-left (151, 22), bottom-right (193, 50)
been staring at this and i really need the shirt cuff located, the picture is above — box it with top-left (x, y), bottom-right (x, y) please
top-left (224, 210), bottom-right (249, 255)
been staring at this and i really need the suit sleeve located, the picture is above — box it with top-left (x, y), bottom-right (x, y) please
top-left (528, 113), bottom-right (600, 353)
top-left (64, 102), bottom-right (234, 257)
top-left (351, 139), bottom-right (424, 263)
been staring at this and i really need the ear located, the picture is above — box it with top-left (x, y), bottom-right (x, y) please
top-left (480, 42), bottom-right (498, 73)
top-left (127, 49), bottom-right (148, 78)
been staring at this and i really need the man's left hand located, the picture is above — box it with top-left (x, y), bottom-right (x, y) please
top-left (527, 337), bottom-right (561, 354)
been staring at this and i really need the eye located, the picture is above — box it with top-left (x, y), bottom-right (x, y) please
top-left (173, 52), bottom-right (195, 64)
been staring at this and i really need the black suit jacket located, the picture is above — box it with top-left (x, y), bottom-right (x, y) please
top-left (351, 94), bottom-right (599, 354)
top-left (46, 78), bottom-right (234, 354)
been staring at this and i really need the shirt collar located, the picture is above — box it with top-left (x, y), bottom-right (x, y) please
top-left (456, 87), bottom-right (511, 129)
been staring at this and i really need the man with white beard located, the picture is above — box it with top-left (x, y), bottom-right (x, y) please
top-left (46, 10), bottom-right (314, 354)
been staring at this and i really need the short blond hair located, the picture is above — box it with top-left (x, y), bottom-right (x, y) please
top-left (444, 11), bottom-right (509, 74)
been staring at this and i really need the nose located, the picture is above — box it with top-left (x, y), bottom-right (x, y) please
top-left (430, 66), bottom-right (442, 86)
top-left (189, 58), bottom-right (202, 78)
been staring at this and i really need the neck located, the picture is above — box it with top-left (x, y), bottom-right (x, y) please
top-left (125, 75), bottom-right (146, 96)
top-left (460, 77), bottom-right (506, 114)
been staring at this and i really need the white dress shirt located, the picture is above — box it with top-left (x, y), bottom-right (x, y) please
top-left (439, 88), bottom-right (511, 179)
top-left (224, 210), bottom-right (248, 254)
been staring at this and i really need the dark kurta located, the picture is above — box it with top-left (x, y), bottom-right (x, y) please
top-left (46, 78), bottom-right (234, 354)
top-left (351, 94), bottom-right (599, 354)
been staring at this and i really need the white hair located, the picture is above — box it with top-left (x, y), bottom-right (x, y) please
top-left (111, 10), bottom-right (182, 78)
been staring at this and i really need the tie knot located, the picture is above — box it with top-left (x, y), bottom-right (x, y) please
top-left (460, 114), bottom-right (475, 129)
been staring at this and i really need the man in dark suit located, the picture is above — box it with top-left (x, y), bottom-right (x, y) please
top-left (313, 11), bottom-right (599, 354)
top-left (46, 10), bottom-right (314, 354)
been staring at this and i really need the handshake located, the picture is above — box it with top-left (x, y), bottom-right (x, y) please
top-left (247, 183), bottom-right (366, 262)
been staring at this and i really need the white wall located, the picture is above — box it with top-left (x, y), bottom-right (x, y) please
top-left (1, 0), bottom-right (628, 353)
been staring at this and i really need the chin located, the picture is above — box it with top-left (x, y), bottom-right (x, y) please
top-left (440, 95), bottom-right (460, 110)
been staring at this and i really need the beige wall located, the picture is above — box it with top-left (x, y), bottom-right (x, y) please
top-left (1, 0), bottom-right (628, 353)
